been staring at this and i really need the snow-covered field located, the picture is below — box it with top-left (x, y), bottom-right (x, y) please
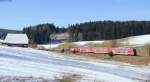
top-left (0, 45), bottom-right (150, 82)
top-left (126, 34), bottom-right (150, 45)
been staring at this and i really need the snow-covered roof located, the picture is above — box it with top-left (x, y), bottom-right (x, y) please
top-left (4, 33), bottom-right (29, 44)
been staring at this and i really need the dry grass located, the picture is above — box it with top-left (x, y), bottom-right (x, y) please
top-left (111, 56), bottom-right (150, 65)
top-left (84, 43), bottom-right (103, 47)
top-left (56, 42), bottom-right (78, 49)
top-left (131, 44), bottom-right (150, 57)
top-left (55, 74), bottom-right (81, 82)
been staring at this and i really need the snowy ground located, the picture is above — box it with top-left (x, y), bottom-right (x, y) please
top-left (0, 45), bottom-right (150, 82)
top-left (73, 41), bottom-right (104, 46)
top-left (0, 76), bottom-right (54, 82)
top-left (126, 34), bottom-right (150, 45)
top-left (38, 43), bottom-right (62, 49)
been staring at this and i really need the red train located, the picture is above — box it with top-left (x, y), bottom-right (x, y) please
top-left (70, 47), bottom-right (136, 56)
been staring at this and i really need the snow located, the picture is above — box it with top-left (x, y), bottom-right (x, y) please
top-left (4, 33), bottom-right (29, 44)
top-left (124, 34), bottom-right (150, 45)
top-left (0, 76), bottom-right (54, 82)
top-left (0, 39), bottom-right (4, 43)
top-left (73, 41), bottom-right (104, 45)
top-left (0, 46), bottom-right (150, 82)
top-left (37, 43), bottom-right (62, 49)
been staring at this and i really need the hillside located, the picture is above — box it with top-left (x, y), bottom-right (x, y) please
top-left (38, 34), bottom-right (150, 50)
top-left (0, 45), bottom-right (150, 82)
top-left (74, 34), bottom-right (150, 46)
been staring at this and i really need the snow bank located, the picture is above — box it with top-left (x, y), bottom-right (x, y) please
top-left (125, 34), bottom-right (150, 45)
top-left (0, 40), bottom-right (4, 44)
top-left (37, 43), bottom-right (62, 49)
top-left (73, 41), bottom-right (104, 46)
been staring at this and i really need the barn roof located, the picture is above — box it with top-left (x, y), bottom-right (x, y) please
top-left (4, 33), bottom-right (29, 44)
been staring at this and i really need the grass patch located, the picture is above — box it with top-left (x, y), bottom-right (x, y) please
top-left (55, 74), bottom-right (81, 82)
top-left (54, 42), bottom-right (78, 50)
top-left (111, 56), bottom-right (150, 65)
top-left (133, 44), bottom-right (150, 57)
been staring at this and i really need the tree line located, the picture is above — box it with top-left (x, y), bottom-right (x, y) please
top-left (68, 21), bottom-right (150, 41)
top-left (23, 21), bottom-right (150, 44)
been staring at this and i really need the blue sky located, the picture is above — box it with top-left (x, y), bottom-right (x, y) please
top-left (0, 0), bottom-right (150, 30)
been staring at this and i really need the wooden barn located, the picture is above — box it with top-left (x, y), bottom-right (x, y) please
top-left (3, 33), bottom-right (29, 47)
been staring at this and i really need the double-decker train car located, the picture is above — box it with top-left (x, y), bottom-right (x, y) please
top-left (70, 47), bottom-right (136, 56)
top-left (112, 48), bottom-right (135, 56)
top-left (70, 48), bottom-right (80, 52)
top-left (70, 47), bottom-right (96, 53)
top-left (94, 47), bottom-right (112, 54)
top-left (80, 48), bottom-right (96, 53)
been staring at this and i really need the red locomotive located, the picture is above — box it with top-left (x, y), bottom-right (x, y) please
top-left (70, 47), bottom-right (136, 56)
